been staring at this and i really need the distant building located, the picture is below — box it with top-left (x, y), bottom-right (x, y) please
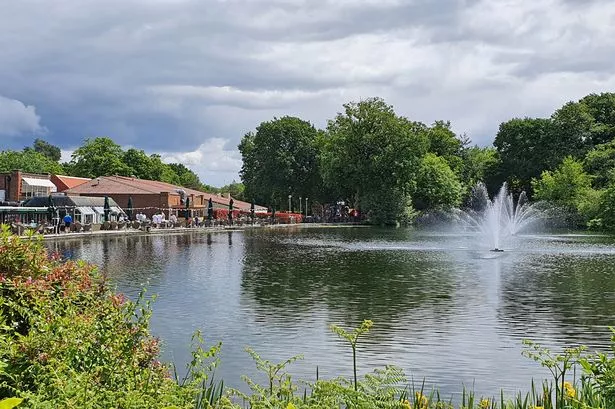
top-left (63, 175), bottom-right (263, 218)
top-left (0, 170), bottom-right (56, 202)
top-left (51, 175), bottom-right (91, 192)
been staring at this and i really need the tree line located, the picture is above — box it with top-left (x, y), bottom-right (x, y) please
top-left (238, 93), bottom-right (615, 228)
top-left (0, 137), bottom-right (245, 199)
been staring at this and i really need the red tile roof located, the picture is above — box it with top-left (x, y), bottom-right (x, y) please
top-left (64, 176), bottom-right (265, 210)
top-left (51, 175), bottom-right (91, 191)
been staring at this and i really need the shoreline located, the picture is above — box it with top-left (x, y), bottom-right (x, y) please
top-left (30, 222), bottom-right (366, 241)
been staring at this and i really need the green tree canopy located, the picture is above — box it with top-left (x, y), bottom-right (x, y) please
top-left (426, 120), bottom-right (464, 174)
top-left (583, 139), bottom-right (615, 188)
top-left (0, 150), bottom-right (64, 175)
top-left (217, 181), bottom-right (246, 201)
top-left (532, 157), bottom-right (600, 225)
top-left (166, 163), bottom-right (205, 191)
top-left (493, 117), bottom-right (561, 195)
top-left (22, 138), bottom-right (62, 162)
top-left (239, 116), bottom-right (322, 207)
top-left (320, 98), bottom-right (428, 224)
top-left (460, 146), bottom-right (499, 193)
top-left (68, 137), bottom-right (132, 178)
top-left (413, 153), bottom-right (463, 211)
top-left (579, 92), bottom-right (615, 146)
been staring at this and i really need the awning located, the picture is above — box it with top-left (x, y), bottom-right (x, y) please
top-left (76, 207), bottom-right (96, 216)
top-left (22, 177), bottom-right (57, 191)
top-left (110, 206), bottom-right (123, 215)
top-left (93, 206), bottom-right (105, 214)
top-left (0, 206), bottom-right (49, 214)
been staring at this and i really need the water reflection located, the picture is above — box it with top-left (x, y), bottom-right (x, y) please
top-left (46, 228), bottom-right (615, 398)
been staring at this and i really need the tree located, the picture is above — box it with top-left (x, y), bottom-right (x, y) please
top-left (579, 92), bottom-right (615, 146)
top-left (166, 163), bottom-right (205, 191)
top-left (413, 153), bottom-right (463, 211)
top-left (0, 150), bottom-right (64, 175)
top-left (218, 181), bottom-right (246, 201)
top-left (23, 139), bottom-right (62, 162)
top-left (68, 137), bottom-right (132, 178)
top-left (460, 146), bottom-right (499, 192)
top-left (426, 120), bottom-right (463, 174)
top-left (583, 139), bottom-right (615, 188)
top-left (321, 98), bottom-right (428, 224)
top-left (532, 157), bottom-right (599, 225)
top-left (493, 118), bottom-right (561, 196)
top-left (238, 116), bottom-right (322, 208)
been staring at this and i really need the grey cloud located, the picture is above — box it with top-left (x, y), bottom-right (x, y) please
top-left (1, 0), bottom-right (614, 184)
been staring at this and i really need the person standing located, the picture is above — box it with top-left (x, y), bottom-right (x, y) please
top-left (63, 213), bottom-right (73, 233)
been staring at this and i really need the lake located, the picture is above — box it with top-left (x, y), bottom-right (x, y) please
top-left (46, 226), bottom-right (615, 399)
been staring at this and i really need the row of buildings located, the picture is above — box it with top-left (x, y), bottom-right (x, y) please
top-left (0, 170), bottom-right (266, 224)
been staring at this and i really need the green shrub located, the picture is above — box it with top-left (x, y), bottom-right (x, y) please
top-left (0, 226), bottom-right (216, 408)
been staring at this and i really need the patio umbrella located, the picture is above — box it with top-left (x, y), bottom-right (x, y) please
top-left (207, 198), bottom-right (213, 221)
top-left (185, 197), bottom-right (190, 219)
top-left (126, 196), bottom-right (133, 221)
top-left (47, 194), bottom-right (56, 225)
top-left (271, 206), bottom-right (276, 222)
top-left (103, 196), bottom-right (110, 222)
top-left (228, 198), bottom-right (234, 224)
top-left (250, 200), bottom-right (255, 222)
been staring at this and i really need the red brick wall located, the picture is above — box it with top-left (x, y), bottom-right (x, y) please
top-left (0, 171), bottom-right (22, 202)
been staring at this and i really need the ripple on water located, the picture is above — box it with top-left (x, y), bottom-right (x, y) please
top-left (47, 227), bottom-right (615, 398)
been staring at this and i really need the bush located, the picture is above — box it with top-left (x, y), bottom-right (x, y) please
top-left (0, 226), bottom-right (217, 409)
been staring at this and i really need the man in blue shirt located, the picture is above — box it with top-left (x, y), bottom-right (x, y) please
top-left (63, 214), bottom-right (73, 232)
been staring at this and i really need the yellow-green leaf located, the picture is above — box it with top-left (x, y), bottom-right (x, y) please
top-left (0, 398), bottom-right (24, 409)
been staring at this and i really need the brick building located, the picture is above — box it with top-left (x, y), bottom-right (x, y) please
top-left (64, 175), bottom-right (262, 218)
top-left (0, 170), bottom-right (56, 203)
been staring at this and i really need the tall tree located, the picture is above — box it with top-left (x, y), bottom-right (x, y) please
top-left (579, 92), bottom-right (615, 146)
top-left (68, 137), bottom-right (132, 178)
top-left (321, 98), bottom-right (428, 224)
top-left (238, 116), bottom-right (322, 208)
top-left (24, 139), bottom-right (62, 162)
top-left (493, 118), bottom-right (560, 195)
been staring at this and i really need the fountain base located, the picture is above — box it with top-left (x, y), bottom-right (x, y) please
top-left (490, 248), bottom-right (504, 252)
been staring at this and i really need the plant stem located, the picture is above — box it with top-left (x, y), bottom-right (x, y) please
top-left (352, 344), bottom-right (357, 391)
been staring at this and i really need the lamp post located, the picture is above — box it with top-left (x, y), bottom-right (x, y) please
top-left (305, 197), bottom-right (308, 217)
top-left (288, 194), bottom-right (292, 213)
top-left (299, 196), bottom-right (302, 214)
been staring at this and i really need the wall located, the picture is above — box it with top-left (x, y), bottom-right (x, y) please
top-left (0, 171), bottom-right (22, 202)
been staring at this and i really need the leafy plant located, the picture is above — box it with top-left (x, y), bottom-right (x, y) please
top-left (329, 319), bottom-right (373, 391)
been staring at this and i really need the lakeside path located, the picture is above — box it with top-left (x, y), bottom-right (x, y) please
top-left (31, 222), bottom-right (367, 242)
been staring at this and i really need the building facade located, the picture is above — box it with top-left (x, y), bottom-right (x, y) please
top-left (0, 170), bottom-right (56, 203)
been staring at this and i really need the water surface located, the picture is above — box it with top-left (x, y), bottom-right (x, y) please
top-left (47, 227), bottom-right (615, 398)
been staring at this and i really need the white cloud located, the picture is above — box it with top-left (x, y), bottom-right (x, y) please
top-left (0, 95), bottom-right (46, 138)
top-left (160, 138), bottom-right (243, 186)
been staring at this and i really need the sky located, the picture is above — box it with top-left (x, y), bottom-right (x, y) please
top-left (1, 0), bottom-right (614, 186)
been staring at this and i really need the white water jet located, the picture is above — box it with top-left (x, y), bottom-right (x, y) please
top-left (458, 182), bottom-right (541, 251)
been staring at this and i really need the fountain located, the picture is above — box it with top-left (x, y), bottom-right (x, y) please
top-left (459, 182), bottom-right (541, 251)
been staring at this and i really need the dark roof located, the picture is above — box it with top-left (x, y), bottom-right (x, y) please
top-left (23, 195), bottom-right (121, 208)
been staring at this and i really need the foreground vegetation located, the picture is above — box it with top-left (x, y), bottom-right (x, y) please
top-left (1, 229), bottom-right (615, 408)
